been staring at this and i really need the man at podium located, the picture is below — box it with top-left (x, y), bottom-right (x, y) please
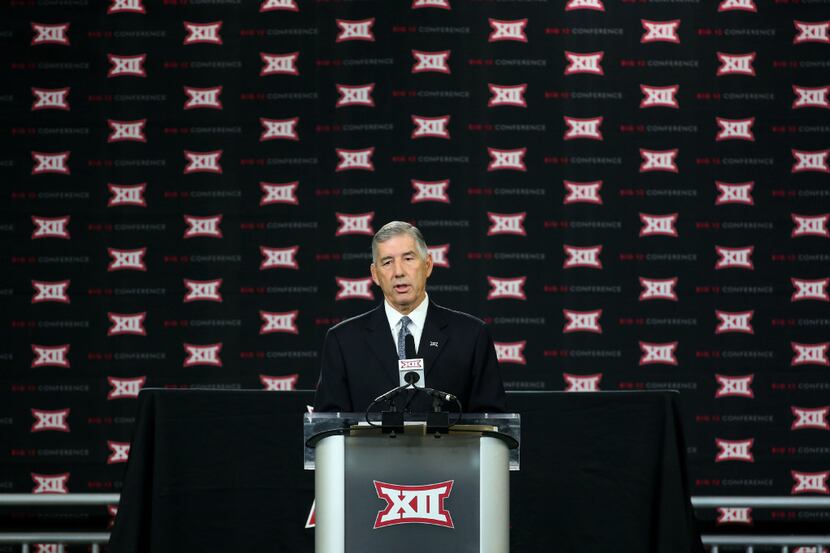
top-left (314, 220), bottom-right (506, 413)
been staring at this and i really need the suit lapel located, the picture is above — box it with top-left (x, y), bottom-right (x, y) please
top-left (365, 304), bottom-right (399, 387)
top-left (420, 301), bottom-right (448, 378)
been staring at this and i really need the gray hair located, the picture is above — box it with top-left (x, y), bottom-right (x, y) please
top-left (371, 221), bottom-right (428, 263)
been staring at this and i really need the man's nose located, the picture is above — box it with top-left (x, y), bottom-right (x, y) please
top-left (393, 258), bottom-right (405, 275)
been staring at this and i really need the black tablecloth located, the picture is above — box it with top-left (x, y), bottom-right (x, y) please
top-left (109, 390), bottom-right (703, 553)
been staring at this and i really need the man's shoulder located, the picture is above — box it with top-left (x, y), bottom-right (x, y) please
top-left (328, 305), bottom-right (381, 336)
top-left (431, 302), bottom-right (487, 329)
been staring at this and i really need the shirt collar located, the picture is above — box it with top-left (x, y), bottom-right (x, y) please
top-left (384, 292), bottom-right (429, 331)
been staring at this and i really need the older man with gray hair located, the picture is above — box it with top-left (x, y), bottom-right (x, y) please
top-left (314, 220), bottom-right (506, 413)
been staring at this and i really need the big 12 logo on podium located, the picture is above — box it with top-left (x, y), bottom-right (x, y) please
top-left (372, 480), bottom-right (455, 529)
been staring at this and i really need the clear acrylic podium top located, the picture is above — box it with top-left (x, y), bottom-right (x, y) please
top-left (304, 412), bottom-right (521, 471)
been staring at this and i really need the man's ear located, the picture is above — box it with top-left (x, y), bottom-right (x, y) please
top-left (425, 254), bottom-right (434, 278)
top-left (370, 263), bottom-right (380, 286)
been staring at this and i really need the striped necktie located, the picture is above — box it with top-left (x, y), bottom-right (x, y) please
top-left (397, 316), bottom-right (412, 360)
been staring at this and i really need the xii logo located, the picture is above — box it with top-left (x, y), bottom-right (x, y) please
top-left (373, 481), bottom-right (454, 529)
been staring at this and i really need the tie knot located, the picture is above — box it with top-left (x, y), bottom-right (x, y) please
top-left (400, 316), bottom-right (412, 331)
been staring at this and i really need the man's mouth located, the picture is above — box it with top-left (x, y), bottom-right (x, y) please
top-left (394, 284), bottom-right (411, 293)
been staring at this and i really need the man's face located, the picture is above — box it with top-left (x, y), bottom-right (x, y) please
top-left (370, 234), bottom-right (433, 315)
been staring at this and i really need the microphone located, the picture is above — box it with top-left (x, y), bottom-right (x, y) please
top-left (422, 387), bottom-right (456, 403)
top-left (373, 383), bottom-right (411, 405)
top-left (398, 333), bottom-right (425, 389)
top-left (375, 335), bottom-right (424, 405)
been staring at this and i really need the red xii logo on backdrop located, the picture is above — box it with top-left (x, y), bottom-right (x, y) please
top-left (641, 19), bottom-right (680, 43)
top-left (412, 0), bottom-right (451, 8)
top-left (261, 117), bottom-right (300, 141)
top-left (107, 441), bottom-right (131, 464)
top-left (108, 183), bottom-right (147, 207)
top-left (32, 152), bottom-right (70, 175)
top-left (791, 214), bottom-right (829, 237)
top-left (31, 22), bottom-right (70, 45)
top-left (32, 87), bottom-right (70, 110)
top-left (335, 277), bottom-right (374, 301)
top-left (412, 180), bottom-right (450, 203)
top-left (791, 278), bottom-right (830, 302)
top-left (31, 345), bottom-right (70, 368)
top-left (791, 407), bottom-right (830, 430)
top-left (32, 473), bottom-right (69, 494)
top-left (791, 342), bottom-right (830, 366)
top-left (183, 343), bottom-right (223, 367)
top-left (336, 148), bottom-right (375, 171)
top-left (184, 150), bottom-right (222, 174)
top-left (336, 19), bottom-right (375, 42)
top-left (412, 115), bottom-right (450, 139)
top-left (336, 212), bottom-right (374, 235)
top-left (260, 311), bottom-right (299, 334)
top-left (184, 86), bottom-right (223, 110)
top-left (563, 309), bottom-right (602, 333)
top-left (715, 374), bottom-right (754, 398)
top-left (488, 18), bottom-right (527, 42)
top-left (261, 182), bottom-right (299, 206)
top-left (260, 374), bottom-right (299, 391)
top-left (715, 181), bottom-right (754, 206)
top-left (564, 373), bottom-right (601, 392)
top-left (412, 50), bottom-right (451, 74)
top-left (373, 481), bottom-right (454, 529)
top-left (261, 52), bottom-right (299, 76)
top-left (794, 21), bottom-right (830, 44)
top-left (260, 0), bottom-right (298, 11)
top-left (715, 438), bottom-right (754, 462)
top-left (184, 21), bottom-right (223, 45)
top-left (31, 409), bottom-right (70, 432)
top-left (108, 0), bottom-right (146, 14)
top-left (487, 276), bottom-right (526, 300)
top-left (791, 471), bottom-right (830, 494)
top-left (32, 216), bottom-right (70, 239)
top-left (718, 0), bottom-right (756, 11)
top-left (337, 84), bottom-right (375, 107)
top-left (566, 0), bottom-right (605, 10)
top-left (793, 85), bottom-right (830, 109)
top-left (564, 245), bottom-right (602, 269)
top-left (639, 341), bottom-right (678, 365)
top-left (487, 212), bottom-right (526, 236)
top-left (488, 84), bottom-right (527, 108)
top-left (32, 280), bottom-right (71, 303)
top-left (108, 247), bottom-right (147, 271)
top-left (495, 341), bottom-right (526, 364)
top-left (428, 244), bottom-right (450, 268)
top-left (108, 54), bottom-right (147, 77)
top-left (108, 119), bottom-right (147, 143)
top-left (564, 51), bottom-right (604, 75)
top-left (184, 279), bottom-right (223, 302)
top-left (487, 148), bottom-right (526, 171)
top-left (108, 312), bottom-right (147, 336)
top-left (716, 52), bottom-right (755, 76)
top-left (564, 181), bottom-right (602, 204)
top-left (640, 85), bottom-right (679, 109)
top-left (107, 376), bottom-right (146, 400)
top-left (717, 507), bottom-right (752, 525)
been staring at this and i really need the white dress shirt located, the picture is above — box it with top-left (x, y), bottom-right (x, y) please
top-left (384, 293), bottom-right (429, 356)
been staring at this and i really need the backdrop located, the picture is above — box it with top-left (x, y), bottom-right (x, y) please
top-left (2, 0), bottom-right (829, 536)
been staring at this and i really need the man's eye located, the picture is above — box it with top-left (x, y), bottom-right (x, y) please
top-left (382, 260), bottom-right (392, 266)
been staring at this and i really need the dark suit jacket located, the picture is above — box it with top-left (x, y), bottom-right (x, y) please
top-left (313, 301), bottom-right (506, 413)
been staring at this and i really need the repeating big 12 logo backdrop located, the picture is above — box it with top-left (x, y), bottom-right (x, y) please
top-left (1, 0), bottom-right (830, 528)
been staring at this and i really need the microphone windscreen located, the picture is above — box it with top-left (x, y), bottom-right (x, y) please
top-left (404, 371), bottom-right (420, 384)
top-left (404, 333), bottom-right (416, 358)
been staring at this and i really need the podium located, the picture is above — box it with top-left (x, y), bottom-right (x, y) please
top-left (305, 413), bottom-right (520, 553)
